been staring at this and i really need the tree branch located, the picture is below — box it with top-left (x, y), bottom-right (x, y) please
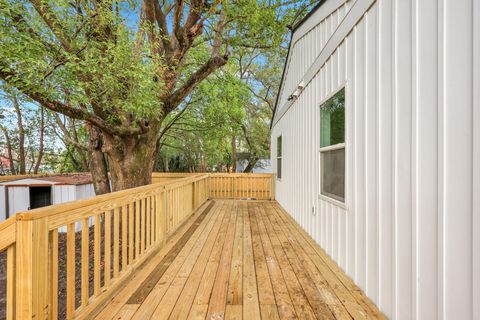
top-left (30, 0), bottom-right (74, 53)
top-left (163, 54), bottom-right (229, 112)
top-left (0, 68), bottom-right (142, 137)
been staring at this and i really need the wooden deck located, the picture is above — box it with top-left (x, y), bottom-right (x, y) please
top-left (93, 200), bottom-right (383, 320)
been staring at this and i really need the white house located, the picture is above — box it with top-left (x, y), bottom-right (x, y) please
top-left (0, 173), bottom-right (95, 222)
top-left (271, 0), bottom-right (479, 319)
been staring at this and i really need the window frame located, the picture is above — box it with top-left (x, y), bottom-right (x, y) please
top-left (318, 86), bottom-right (346, 205)
top-left (276, 135), bottom-right (282, 180)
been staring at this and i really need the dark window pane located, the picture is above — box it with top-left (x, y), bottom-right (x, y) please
top-left (321, 148), bottom-right (345, 202)
top-left (320, 88), bottom-right (345, 147)
top-left (277, 136), bottom-right (282, 156)
top-left (277, 158), bottom-right (282, 179)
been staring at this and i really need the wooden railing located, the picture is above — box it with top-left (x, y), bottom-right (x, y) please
top-left (152, 172), bottom-right (275, 200)
top-left (0, 216), bottom-right (16, 320)
top-left (0, 173), bottom-right (273, 320)
top-left (151, 172), bottom-right (197, 184)
top-left (208, 173), bottom-right (274, 200)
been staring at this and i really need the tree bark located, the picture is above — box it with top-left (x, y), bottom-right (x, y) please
top-left (86, 123), bottom-right (111, 195)
top-left (243, 157), bottom-right (259, 173)
top-left (33, 107), bottom-right (45, 173)
top-left (231, 135), bottom-right (237, 173)
top-left (101, 129), bottom-right (159, 191)
top-left (164, 156), bottom-right (169, 172)
top-left (12, 96), bottom-right (26, 174)
top-left (1, 127), bottom-right (16, 174)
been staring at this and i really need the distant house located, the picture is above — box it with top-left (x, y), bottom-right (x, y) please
top-left (0, 173), bottom-right (95, 222)
top-left (0, 156), bottom-right (12, 173)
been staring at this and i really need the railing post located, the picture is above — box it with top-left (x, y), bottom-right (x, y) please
top-left (16, 215), bottom-right (50, 319)
top-left (270, 175), bottom-right (275, 200)
top-left (192, 180), bottom-right (196, 210)
top-left (162, 187), bottom-right (168, 238)
top-left (207, 174), bottom-right (211, 199)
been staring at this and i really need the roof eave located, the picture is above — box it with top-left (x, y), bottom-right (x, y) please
top-left (271, 0), bottom-right (328, 129)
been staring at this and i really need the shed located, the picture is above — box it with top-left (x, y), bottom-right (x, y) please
top-left (270, 0), bottom-right (479, 319)
top-left (0, 173), bottom-right (95, 221)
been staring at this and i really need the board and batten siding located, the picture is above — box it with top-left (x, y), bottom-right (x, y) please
top-left (271, 0), bottom-right (479, 319)
top-left (278, 0), bottom-right (353, 110)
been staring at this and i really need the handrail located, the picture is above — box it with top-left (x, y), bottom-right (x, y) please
top-left (0, 216), bottom-right (16, 250)
top-left (16, 174), bottom-right (207, 221)
top-left (0, 173), bottom-right (274, 320)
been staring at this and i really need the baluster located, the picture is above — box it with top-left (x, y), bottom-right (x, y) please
top-left (81, 218), bottom-right (89, 307)
top-left (128, 203), bottom-right (134, 264)
top-left (141, 198), bottom-right (146, 254)
top-left (103, 211), bottom-right (111, 288)
top-left (122, 205), bottom-right (128, 271)
top-left (66, 223), bottom-right (75, 319)
top-left (94, 214), bottom-right (102, 294)
top-left (50, 230), bottom-right (58, 320)
top-left (113, 207), bottom-right (120, 277)
top-left (135, 199), bottom-right (140, 259)
top-left (146, 197), bottom-right (151, 249)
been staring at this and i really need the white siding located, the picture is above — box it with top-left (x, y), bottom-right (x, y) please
top-left (271, 0), bottom-right (479, 319)
top-left (75, 184), bottom-right (95, 200)
top-left (7, 186), bottom-right (29, 217)
top-left (278, 0), bottom-right (352, 111)
top-left (53, 185), bottom-right (76, 204)
top-left (0, 185), bottom-right (6, 221)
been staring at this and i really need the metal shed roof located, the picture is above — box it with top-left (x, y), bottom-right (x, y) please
top-left (0, 173), bottom-right (93, 186)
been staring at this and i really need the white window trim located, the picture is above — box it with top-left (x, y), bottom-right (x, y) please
top-left (319, 142), bottom-right (345, 153)
top-left (319, 78), bottom-right (346, 203)
top-left (318, 192), bottom-right (347, 209)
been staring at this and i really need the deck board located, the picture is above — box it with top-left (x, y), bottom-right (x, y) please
top-left (95, 200), bottom-right (384, 320)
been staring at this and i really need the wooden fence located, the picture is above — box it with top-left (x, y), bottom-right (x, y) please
top-left (208, 173), bottom-right (275, 200)
top-left (0, 173), bottom-right (273, 319)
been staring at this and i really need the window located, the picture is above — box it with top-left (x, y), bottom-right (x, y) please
top-left (277, 135), bottom-right (282, 179)
top-left (320, 88), bottom-right (345, 202)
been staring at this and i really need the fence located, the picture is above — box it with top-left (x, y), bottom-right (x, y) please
top-left (208, 173), bottom-right (275, 200)
top-left (0, 173), bottom-right (273, 319)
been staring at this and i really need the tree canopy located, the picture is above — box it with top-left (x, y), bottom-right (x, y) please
top-left (0, 0), bottom-right (315, 191)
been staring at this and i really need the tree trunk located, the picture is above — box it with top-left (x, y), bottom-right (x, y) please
top-left (231, 135), bottom-right (237, 173)
top-left (33, 107), bottom-right (45, 174)
top-left (243, 157), bottom-right (259, 173)
top-left (101, 129), bottom-right (159, 192)
top-left (86, 124), bottom-right (111, 195)
top-left (12, 96), bottom-right (26, 174)
top-left (1, 127), bottom-right (16, 174)
top-left (164, 156), bottom-right (169, 172)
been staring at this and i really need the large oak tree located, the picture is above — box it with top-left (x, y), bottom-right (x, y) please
top-left (0, 0), bottom-right (291, 192)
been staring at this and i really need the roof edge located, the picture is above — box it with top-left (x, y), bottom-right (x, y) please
top-left (291, 0), bottom-right (328, 32)
top-left (270, 31), bottom-right (293, 130)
